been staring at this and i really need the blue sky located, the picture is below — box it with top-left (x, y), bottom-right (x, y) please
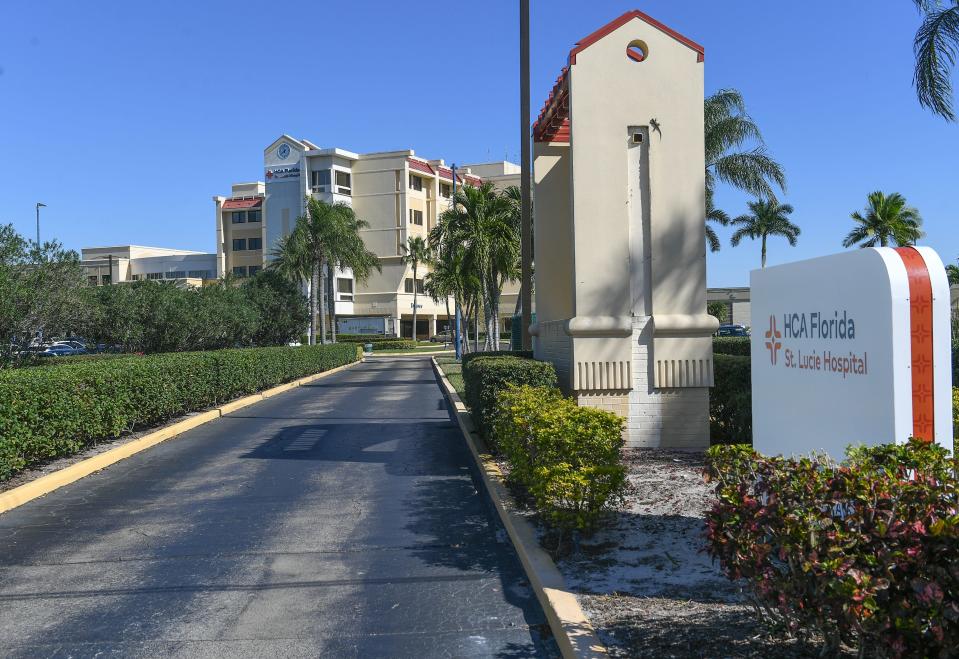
top-left (1, 1), bottom-right (956, 286)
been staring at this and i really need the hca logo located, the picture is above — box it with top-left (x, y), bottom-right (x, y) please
top-left (765, 315), bottom-right (782, 365)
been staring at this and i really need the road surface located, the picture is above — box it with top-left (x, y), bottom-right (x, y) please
top-left (0, 356), bottom-right (556, 658)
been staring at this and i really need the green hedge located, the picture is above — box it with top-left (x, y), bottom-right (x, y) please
top-left (0, 344), bottom-right (360, 480)
top-left (493, 385), bottom-right (627, 534)
top-left (710, 354), bottom-right (752, 445)
top-left (705, 441), bottom-right (959, 656)
top-left (368, 340), bottom-right (418, 351)
top-left (463, 355), bottom-right (556, 442)
top-left (462, 350), bottom-right (533, 369)
top-left (337, 334), bottom-right (401, 343)
top-left (712, 336), bottom-right (751, 356)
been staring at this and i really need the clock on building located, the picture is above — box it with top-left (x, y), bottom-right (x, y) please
top-left (277, 143), bottom-right (291, 159)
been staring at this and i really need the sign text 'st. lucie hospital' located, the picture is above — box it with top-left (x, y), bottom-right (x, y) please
top-left (750, 247), bottom-right (953, 459)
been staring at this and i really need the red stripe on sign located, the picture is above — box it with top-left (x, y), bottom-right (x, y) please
top-left (894, 247), bottom-right (935, 441)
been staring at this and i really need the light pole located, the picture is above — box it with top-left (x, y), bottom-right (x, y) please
top-left (35, 202), bottom-right (46, 246)
top-left (452, 164), bottom-right (462, 360)
top-left (519, 0), bottom-right (533, 351)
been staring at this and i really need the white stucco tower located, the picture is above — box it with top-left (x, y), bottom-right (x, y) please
top-left (530, 10), bottom-right (717, 448)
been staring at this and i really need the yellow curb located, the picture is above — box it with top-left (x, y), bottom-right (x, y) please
top-left (431, 357), bottom-right (608, 659)
top-left (0, 359), bottom-right (363, 515)
top-left (217, 393), bottom-right (265, 416)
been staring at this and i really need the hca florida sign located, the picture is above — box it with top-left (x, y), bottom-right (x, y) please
top-left (751, 247), bottom-right (953, 458)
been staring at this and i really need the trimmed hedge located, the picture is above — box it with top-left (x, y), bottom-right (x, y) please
top-left (338, 334), bottom-right (404, 344)
top-left (462, 355), bottom-right (556, 442)
top-left (462, 350), bottom-right (533, 369)
top-left (0, 344), bottom-right (361, 480)
top-left (493, 385), bottom-right (627, 534)
top-left (713, 336), bottom-right (751, 356)
top-left (705, 441), bottom-right (959, 657)
top-left (710, 354), bottom-right (752, 444)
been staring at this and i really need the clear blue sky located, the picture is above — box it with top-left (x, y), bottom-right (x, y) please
top-left (1, 1), bottom-right (956, 286)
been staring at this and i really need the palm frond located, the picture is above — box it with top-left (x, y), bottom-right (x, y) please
top-left (914, 3), bottom-right (959, 121)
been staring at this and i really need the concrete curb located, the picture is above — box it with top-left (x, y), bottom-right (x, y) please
top-left (431, 357), bottom-right (608, 659)
top-left (0, 359), bottom-right (362, 516)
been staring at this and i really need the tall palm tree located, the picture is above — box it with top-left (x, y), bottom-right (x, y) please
top-left (323, 206), bottom-right (380, 343)
top-left (705, 191), bottom-right (731, 254)
top-left (842, 192), bottom-right (923, 249)
top-left (730, 200), bottom-right (800, 268)
top-left (269, 229), bottom-right (314, 343)
top-left (705, 89), bottom-right (787, 252)
top-left (913, 0), bottom-right (959, 121)
top-left (427, 222), bottom-right (481, 352)
top-left (401, 235), bottom-right (430, 341)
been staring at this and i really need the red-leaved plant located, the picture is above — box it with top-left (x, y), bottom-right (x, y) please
top-left (704, 440), bottom-right (959, 658)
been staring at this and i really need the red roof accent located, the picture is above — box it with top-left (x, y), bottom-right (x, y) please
top-left (532, 10), bottom-right (704, 144)
top-left (569, 10), bottom-right (704, 65)
top-left (464, 175), bottom-right (482, 187)
top-left (222, 197), bottom-right (263, 210)
top-left (436, 166), bottom-right (461, 182)
top-left (407, 158), bottom-right (435, 176)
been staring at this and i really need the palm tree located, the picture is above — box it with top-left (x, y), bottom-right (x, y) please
top-left (436, 182), bottom-right (519, 350)
top-left (842, 192), bottom-right (923, 249)
top-left (946, 262), bottom-right (959, 285)
top-left (912, 0), bottom-right (959, 121)
top-left (270, 229), bottom-right (314, 343)
top-left (427, 223), bottom-right (481, 352)
top-left (705, 191), bottom-right (730, 254)
top-left (401, 235), bottom-right (430, 341)
top-left (704, 89), bottom-right (786, 252)
top-left (730, 200), bottom-right (800, 268)
top-left (323, 206), bottom-right (380, 343)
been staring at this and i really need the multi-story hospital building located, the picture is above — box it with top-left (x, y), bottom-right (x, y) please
top-left (214, 135), bottom-right (520, 338)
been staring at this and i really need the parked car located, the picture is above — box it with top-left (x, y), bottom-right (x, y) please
top-left (51, 340), bottom-right (88, 351)
top-left (39, 345), bottom-right (88, 357)
top-left (715, 324), bottom-right (750, 337)
top-left (430, 330), bottom-right (453, 343)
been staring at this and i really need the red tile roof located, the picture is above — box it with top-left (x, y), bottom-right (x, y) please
top-left (532, 10), bottom-right (704, 144)
top-left (222, 197), bottom-right (264, 210)
top-left (463, 175), bottom-right (482, 187)
top-left (436, 166), bottom-right (462, 183)
top-left (407, 159), bottom-right (435, 176)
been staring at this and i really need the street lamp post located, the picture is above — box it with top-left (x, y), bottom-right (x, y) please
top-left (519, 0), bottom-right (533, 351)
top-left (35, 202), bottom-right (46, 247)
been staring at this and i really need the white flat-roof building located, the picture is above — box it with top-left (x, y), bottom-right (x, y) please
top-left (215, 135), bottom-right (521, 337)
top-left (81, 245), bottom-right (216, 287)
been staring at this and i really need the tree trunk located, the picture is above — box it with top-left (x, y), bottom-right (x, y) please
top-left (411, 263), bottom-right (418, 342)
top-left (761, 235), bottom-right (767, 269)
top-left (308, 264), bottom-right (317, 345)
top-left (328, 262), bottom-right (337, 343)
top-left (444, 297), bottom-right (451, 345)
top-left (319, 258), bottom-right (328, 344)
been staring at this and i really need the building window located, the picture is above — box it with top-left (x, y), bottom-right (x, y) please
top-left (248, 237), bottom-right (262, 250)
top-left (335, 170), bottom-right (351, 195)
top-left (130, 274), bottom-right (141, 281)
top-left (187, 270), bottom-right (210, 279)
top-left (232, 266), bottom-right (247, 277)
top-left (231, 211), bottom-right (246, 224)
top-left (404, 277), bottom-right (424, 294)
top-left (409, 209), bottom-right (423, 226)
top-left (233, 238), bottom-right (247, 251)
top-left (100, 274), bottom-right (111, 285)
top-left (409, 174), bottom-right (423, 191)
top-left (311, 169), bottom-right (331, 192)
top-left (147, 272), bottom-right (163, 280)
top-left (165, 271), bottom-right (185, 279)
top-left (87, 275), bottom-right (98, 286)
top-left (440, 182), bottom-right (451, 198)
top-left (337, 278), bottom-right (354, 301)
top-left (248, 265), bottom-right (262, 276)
top-left (248, 209), bottom-right (262, 223)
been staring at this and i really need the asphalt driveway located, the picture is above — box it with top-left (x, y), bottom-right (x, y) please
top-left (0, 356), bottom-right (556, 658)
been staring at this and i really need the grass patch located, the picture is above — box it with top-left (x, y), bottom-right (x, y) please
top-left (435, 356), bottom-right (464, 393)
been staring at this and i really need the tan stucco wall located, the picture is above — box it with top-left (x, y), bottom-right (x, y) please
top-left (532, 142), bottom-right (574, 323)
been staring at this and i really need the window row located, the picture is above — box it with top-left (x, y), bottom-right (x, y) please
top-left (404, 278), bottom-right (424, 294)
top-left (128, 270), bottom-right (212, 281)
top-left (232, 237), bottom-right (263, 251)
top-left (409, 209), bottom-right (423, 226)
top-left (231, 210), bottom-right (262, 224)
top-left (310, 169), bottom-right (352, 195)
top-left (337, 278), bottom-right (353, 301)
top-left (232, 265), bottom-right (262, 278)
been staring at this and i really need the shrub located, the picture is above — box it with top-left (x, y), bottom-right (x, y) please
top-left (0, 344), bottom-right (359, 480)
top-left (463, 356), bottom-right (556, 442)
top-left (710, 354), bottom-right (752, 444)
top-left (954, 387), bottom-right (958, 442)
top-left (713, 336), bottom-right (751, 356)
top-left (705, 440), bottom-right (959, 657)
top-left (494, 385), bottom-right (627, 534)
top-left (462, 350), bottom-right (533, 369)
top-left (369, 340), bottom-right (418, 351)
top-left (337, 334), bottom-right (402, 343)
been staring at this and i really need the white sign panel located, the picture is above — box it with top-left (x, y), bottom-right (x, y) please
top-left (751, 247), bottom-right (952, 459)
